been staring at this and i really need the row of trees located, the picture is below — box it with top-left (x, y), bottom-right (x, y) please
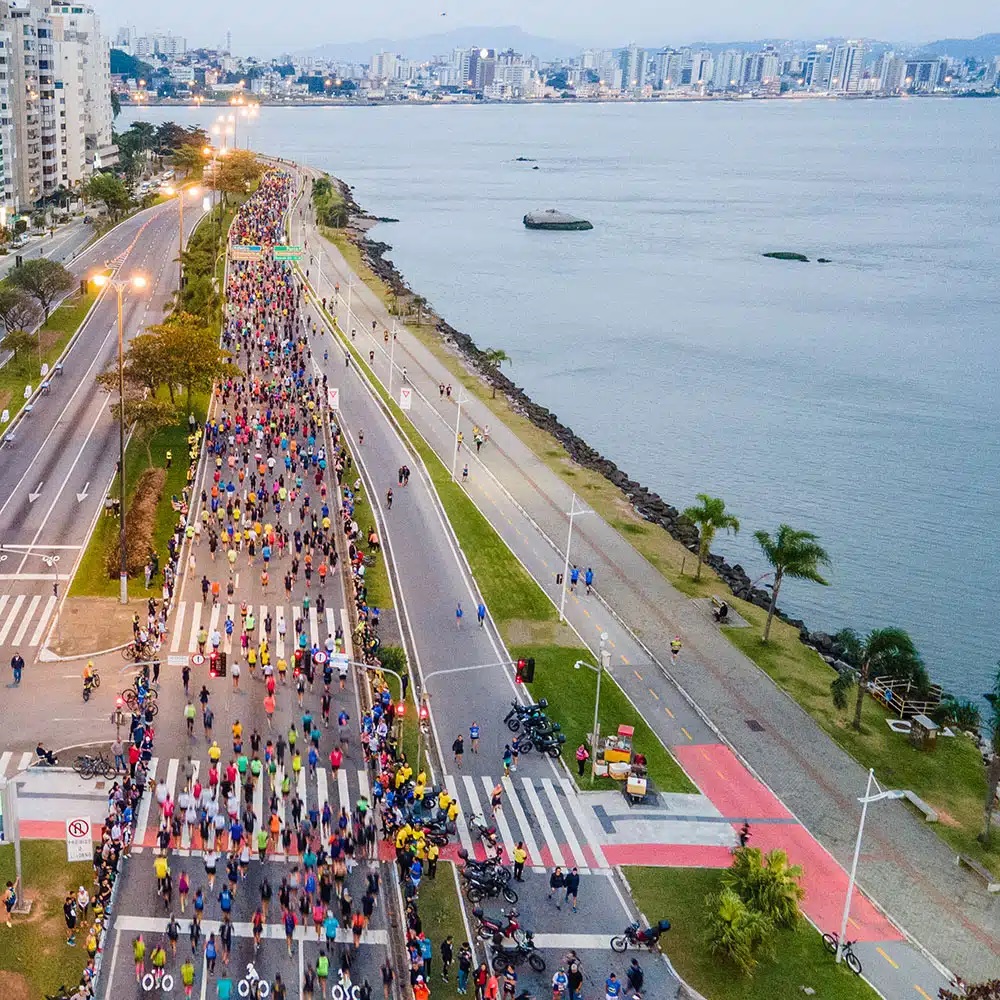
top-left (704, 847), bottom-right (804, 976)
top-left (0, 259), bottom-right (76, 371)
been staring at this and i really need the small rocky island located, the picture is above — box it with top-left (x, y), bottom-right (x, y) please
top-left (523, 209), bottom-right (593, 231)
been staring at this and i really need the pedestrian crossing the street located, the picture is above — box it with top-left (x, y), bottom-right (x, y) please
top-left (0, 592), bottom-right (58, 648)
top-left (168, 600), bottom-right (352, 659)
top-left (100, 748), bottom-right (605, 869)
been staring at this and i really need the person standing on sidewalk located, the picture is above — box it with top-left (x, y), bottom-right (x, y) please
top-left (512, 842), bottom-right (527, 882)
top-left (452, 735), bottom-right (464, 769)
top-left (548, 867), bottom-right (565, 905)
top-left (575, 744), bottom-right (590, 778)
top-left (563, 867), bottom-right (580, 912)
top-left (10, 652), bottom-right (24, 686)
top-left (469, 721), bottom-right (480, 754)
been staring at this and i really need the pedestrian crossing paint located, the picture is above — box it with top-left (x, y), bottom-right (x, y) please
top-left (0, 595), bottom-right (25, 643)
top-left (28, 596), bottom-right (57, 647)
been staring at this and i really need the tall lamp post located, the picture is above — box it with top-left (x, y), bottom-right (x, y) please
top-left (164, 185), bottom-right (200, 290)
top-left (836, 769), bottom-right (904, 963)
top-left (91, 271), bottom-right (148, 604)
top-left (574, 632), bottom-right (611, 780)
top-left (559, 493), bottom-right (593, 622)
top-left (450, 389), bottom-right (470, 482)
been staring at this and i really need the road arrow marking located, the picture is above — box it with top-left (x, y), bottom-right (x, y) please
top-left (28, 481), bottom-right (43, 503)
top-left (76, 481), bottom-right (90, 503)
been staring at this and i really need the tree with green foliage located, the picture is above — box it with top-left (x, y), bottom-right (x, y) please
top-left (110, 90), bottom-right (121, 119)
top-left (682, 494), bottom-right (740, 581)
top-left (6, 258), bottom-right (75, 321)
top-left (411, 295), bottom-right (428, 325)
top-left (704, 887), bottom-right (774, 977)
top-left (753, 524), bottom-right (831, 642)
top-left (481, 347), bottom-right (511, 399)
top-left (724, 847), bottom-right (804, 929)
top-left (0, 328), bottom-right (38, 369)
top-left (831, 627), bottom-right (926, 732)
top-left (154, 311), bottom-right (237, 410)
top-left (217, 150), bottom-right (263, 203)
top-left (86, 172), bottom-right (131, 219)
top-left (0, 283), bottom-right (39, 337)
top-left (980, 663), bottom-right (1000, 846)
top-left (172, 143), bottom-right (204, 178)
top-left (110, 396), bottom-right (178, 467)
top-left (96, 330), bottom-right (173, 402)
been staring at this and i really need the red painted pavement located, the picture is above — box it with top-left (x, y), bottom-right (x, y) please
top-left (602, 844), bottom-right (732, 868)
top-left (674, 744), bottom-right (904, 943)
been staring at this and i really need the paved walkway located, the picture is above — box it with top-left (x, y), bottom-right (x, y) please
top-left (286, 169), bottom-right (1000, 992)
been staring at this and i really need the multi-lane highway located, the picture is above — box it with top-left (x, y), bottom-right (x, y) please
top-left (0, 197), bottom-right (205, 660)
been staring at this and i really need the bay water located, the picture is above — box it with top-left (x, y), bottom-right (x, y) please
top-left (127, 100), bottom-right (1000, 706)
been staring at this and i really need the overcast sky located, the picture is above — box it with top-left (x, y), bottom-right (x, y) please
top-left (106, 0), bottom-right (995, 54)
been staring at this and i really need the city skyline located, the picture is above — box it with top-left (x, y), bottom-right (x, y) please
top-left (101, 0), bottom-right (997, 56)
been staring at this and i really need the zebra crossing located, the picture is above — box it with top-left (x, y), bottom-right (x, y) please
top-left (0, 592), bottom-right (58, 648)
top-left (123, 749), bottom-right (606, 869)
top-left (168, 600), bottom-right (354, 660)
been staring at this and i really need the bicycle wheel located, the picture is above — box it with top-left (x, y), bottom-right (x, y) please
top-left (93, 756), bottom-right (113, 778)
top-left (144, 700), bottom-right (159, 718)
top-left (821, 932), bottom-right (838, 955)
top-left (121, 689), bottom-right (138, 711)
top-left (74, 756), bottom-right (95, 779)
top-left (92, 672), bottom-right (101, 689)
top-left (121, 644), bottom-right (136, 662)
top-left (845, 952), bottom-right (862, 976)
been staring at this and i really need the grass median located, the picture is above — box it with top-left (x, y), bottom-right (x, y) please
top-left (624, 866), bottom-right (878, 1000)
top-left (0, 284), bottom-right (100, 426)
top-left (412, 861), bottom-right (476, 1000)
top-left (0, 841), bottom-right (93, 1000)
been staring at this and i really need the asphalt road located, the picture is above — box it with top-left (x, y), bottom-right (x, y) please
top-left (0, 198), bottom-right (205, 666)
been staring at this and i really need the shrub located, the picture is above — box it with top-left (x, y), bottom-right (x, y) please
top-left (104, 467), bottom-right (166, 579)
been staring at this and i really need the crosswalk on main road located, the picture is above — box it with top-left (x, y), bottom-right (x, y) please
top-left (121, 749), bottom-right (606, 870)
top-left (0, 592), bottom-right (58, 648)
top-left (168, 600), bottom-right (354, 660)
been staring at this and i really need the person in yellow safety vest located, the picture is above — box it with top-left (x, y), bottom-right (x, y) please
top-left (395, 764), bottom-right (412, 789)
top-left (165, 449), bottom-right (172, 468)
top-left (447, 799), bottom-right (460, 823)
top-left (438, 789), bottom-right (451, 812)
top-left (394, 824), bottom-right (411, 851)
top-left (413, 776), bottom-right (426, 801)
top-left (413, 838), bottom-right (427, 862)
top-left (427, 841), bottom-right (440, 878)
top-left (82, 659), bottom-right (95, 682)
top-left (154, 855), bottom-right (169, 883)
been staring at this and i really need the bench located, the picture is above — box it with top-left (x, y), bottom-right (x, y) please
top-left (902, 789), bottom-right (938, 822)
top-left (957, 854), bottom-right (1000, 892)
top-left (711, 595), bottom-right (730, 623)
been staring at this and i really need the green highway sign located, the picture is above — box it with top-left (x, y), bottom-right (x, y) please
top-left (273, 244), bottom-right (304, 261)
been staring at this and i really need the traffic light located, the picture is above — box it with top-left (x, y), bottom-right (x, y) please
top-left (396, 701), bottom-right (406, 718)
top-left (418, 702), bottom-right (429, 723)
top-left (516, 657), bottom-right (535, 683)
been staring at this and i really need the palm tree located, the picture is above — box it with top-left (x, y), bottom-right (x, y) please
top-left (753, 524), bottom-right (830, 642)
top-left (833, 627), bottom-right (924, 732)
top-left (726, 847), bottom-right (804, 929)
top-left (704, 887), bottom-right (774, 976)
top-left (482, 348), bottom-right (511, 398)
top-left (681, 494), bottom-right (740, 581)
top-left (412, 295), bottom-right (428, 325)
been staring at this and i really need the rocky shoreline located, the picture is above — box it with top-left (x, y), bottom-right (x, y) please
top-left (330, 177), bottom-right (866, 671)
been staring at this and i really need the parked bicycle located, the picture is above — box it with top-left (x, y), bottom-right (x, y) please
top-left (822, 931), bottom-right (863, 975)
top-left (74, 752), bottom-right (114, 779)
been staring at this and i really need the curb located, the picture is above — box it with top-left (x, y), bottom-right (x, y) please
top-left (38, 642), bottom-right (129, 663)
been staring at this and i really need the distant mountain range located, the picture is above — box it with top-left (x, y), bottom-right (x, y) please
top-left (918, 33), bottom-right (1000, 59)
top-left (295, 25), bottom-right (580, 63)
top-left (293, 27), bottom-right (1000, 64)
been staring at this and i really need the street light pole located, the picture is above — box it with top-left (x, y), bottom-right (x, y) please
top-left (559, 494), bottom-right (593, 622)
top-left (836, 768), bottom-right (904, 962)
top-left (388, 320), bottom-right (397, 397)
top-left (451, 390), bottom-right (469, 482)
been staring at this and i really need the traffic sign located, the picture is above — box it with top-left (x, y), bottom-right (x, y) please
top-left (231, 244), bottom-right (264, 261)
top-left (191, 654), bottom-right (205, 666)
top-left (399, 387), bottom-right (413, 411)
top-left (327, 387), bottom-right (340, 410)
top-left (167, 655), bottom-right (188, 667)
top-left (313, 651), bottom-right (327, 665)
top-left (65, 816), bottom-right (92, 862)
top-left (273, 244), bottom-right (304, 261)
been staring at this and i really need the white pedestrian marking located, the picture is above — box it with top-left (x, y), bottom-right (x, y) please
top-left (357, 769), bottom-right (370, 803)
top-left (502, 776), bottom-right (540, 866)
top-left (542, 777), bottom-right (587, 868)
top-left (134, 757), bottom-right (159, 848)
top-left (187, 603), bottom-right (202, 652)
top-left (29, 595), bottom-right (57, 646)
top-left (12, 594), bottom-right (40, 645)
top-left (208, 602), bottom-right (221, 640)
top-left (224, 604), bottom-right (236, 654)
top-left (522, 779), bottom-right (565, 868)
top-left (340, 608), bottom-right (353, 660)
top-left (275, 604), bottom-right (286, 658)
top-left (445, 774), bottom-right (476, 856)
top-left (18, 751), bottom-right (33, 771)
top-left (170, 601), bottom-right (186, 653)
top-left (336, 768), bottom-right (349, 812)
top-left (296, 763), bottom-right (307, 803)
top-left (164, 758), bottom-right (180, 815)
top-left (316, 766), bottom-right (328, 822)
top-left (309, 606), bottom-right (319, 646)
top-left (481, 775), bottom-right (517, 861)
top-left (112, 913), bottom-right (389, 944)
top-left (325, 608), bottom-right (336, 645)
top-left (0, 751), bottom-right (12, 776)
top-left (0, 595), bottom-right (25, 643)
top-left (0, 597), bottom-right (8, 631)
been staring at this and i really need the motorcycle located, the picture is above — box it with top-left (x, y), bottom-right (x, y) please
top-left (516, 731), bottom-right (566, 758)
top-left (469, 814), bottom-right (501, 848)
top-left (491, 930), bottom-right (545, 972)
top-left (610, 919), bottom-right (671, 953)
top-left (457, 848), bottom-right (512, 884)
top-left (503, 699), bottom-right (548, 733)
top-left (471, 906), bottom-right (522, 943)
top-left (463, 870), bottom-right (518, 905)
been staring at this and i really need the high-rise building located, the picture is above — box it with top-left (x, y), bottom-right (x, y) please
top-left (804, 45), bottom-right (833, 91)
top-left (619, 42), bottom-right (641, 89)
top-left (368, 51), bottom-right (397, 81)
top-left (830, 41), bottom-right (864, 92)
top-left (712, 50), bottom-right (745, 90)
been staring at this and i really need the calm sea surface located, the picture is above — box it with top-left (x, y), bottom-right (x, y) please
top-left (128, 100), bottom-right (1000, 705)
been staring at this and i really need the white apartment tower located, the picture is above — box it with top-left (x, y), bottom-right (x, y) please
top-left (830, 41), bottom-right (864, 92)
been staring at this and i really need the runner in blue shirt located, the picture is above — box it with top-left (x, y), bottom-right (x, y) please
top-left (569, 565), bottom-right (580, 592)
top-left (469, 721), bottom-right (480, 754)
top-left (605, 972), bottom-right (623, 998)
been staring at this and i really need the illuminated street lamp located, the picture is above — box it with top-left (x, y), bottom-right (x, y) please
top-left (90, 271), bottom-right (148, 604)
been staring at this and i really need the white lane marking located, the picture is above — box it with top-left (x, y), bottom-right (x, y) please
top-left (502, 775), bottom-right (540, 867)
top-left (563, 776), bottom-right (607, 868)
top-left (12, 594), bottom-right (40, 644)
top-left (0, 595), bottom-right (25, 643)
top-left (445, 773), bottom-right (476, 857)
top-left (187, 603), bottom-right (202, 653)
top-left (134, 757), bottom-right (159, 848)
top-left (0, 751), bottom-right (12, 776)
top-left (481, 775), bottom-right (517, 861)
top-left (17, 751), bottom-right (33, 771)
top-left (316, 766), bottom-right (328, 823)
top-left (542, 777), bottom-right (587, 869)
top-left (522, 778), bottom-right (565, 868)
top-left (336, 767), bottom-right (349, 813)
top-left (341, 607), bottom-right (353, 660)
top-left (170, 601), bottom-right (186, 653)
top-left (29, 595), bottom-right (57, 646)
top-left (309, 606), bottom-right (319, 647)
top-left (325, 608), bottom-right (336, 644)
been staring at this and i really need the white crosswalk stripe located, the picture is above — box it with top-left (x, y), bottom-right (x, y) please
top-left (0, 595), bottom-right (25, 644)
top-left (170, 601), bottom-right (185, 652)
top-left (0, 592), bottom-right (61, 648)
top-left (28, 595), bottom-right (57, 647)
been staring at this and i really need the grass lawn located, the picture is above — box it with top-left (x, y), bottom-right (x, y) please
top-left (512, 643), bottom-right (696, 793)
top-left (724, 621), bottom-right (1000, 871)
top-left (0, 285), bottom-right (101, 425)
top-left (624, 867), bottom-right (878, 1000)
top-left (412, 861), bottom-right (476, 999)
top-left (70, 391), bottom-right (209, 599)
top-left (0, 841), bottom-right (93, 1000)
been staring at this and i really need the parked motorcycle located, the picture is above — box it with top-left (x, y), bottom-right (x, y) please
top-left (457, 847), bottom-right (512, 884)
top-left (463, 870), bottom-right (518, 905)
top-left (610, 919), bottom-right (671, 953)
top-left (504, 699), bottom-right (548, 733)
top-left (491, 930), bottom-right (545, 972)
top-left (471, 906), bottom-right (523, 943)
top-left (516, 731), bottom-right (566, 757)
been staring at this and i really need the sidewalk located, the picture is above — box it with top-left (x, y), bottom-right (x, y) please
top-left (291, 176), bottom-right (998, 987)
